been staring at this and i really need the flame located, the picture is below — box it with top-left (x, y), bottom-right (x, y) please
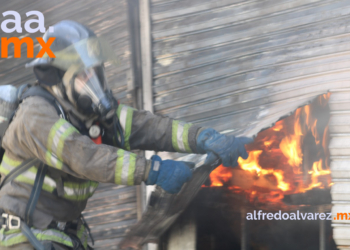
top-left (272, 121), bottom-right (283, 131)
top-left (238, 150), bottom-right (263, 175)
top-left (274, 170), bottom-right (290, 191)
top-left (264, 140), bottom-right (273, 147)
top-left (238, 150), bottom-right (290, 192)
top-left (311, 120), bottom-right (320, 145)
top-left (305, 159), bottom-right (331, 190)
top-left (294, 108), bottom-right (304, 136)
top-left (206, 93), bottom-right (332, 204)
top-left (279, 135), bottom-right (303, 168)
top-left (304, 105), bottom-right (311, 126)
top-left (210, 166), bottom-right (233, 187)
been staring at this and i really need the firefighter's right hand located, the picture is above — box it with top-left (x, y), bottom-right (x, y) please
top-left (145, 155), bottom-right (193, 194)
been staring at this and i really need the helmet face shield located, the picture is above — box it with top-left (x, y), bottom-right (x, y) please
top-left (63, 65), bottom-right (115, 119)
top-left (74, 67), bottom-right (107, 105)
top-left (26, 30), bottom-right (118, 120)
top-left (27, 37), bottom-right (119, 70)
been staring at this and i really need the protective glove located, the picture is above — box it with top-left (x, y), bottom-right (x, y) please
top-left (146, 155), bottom-right (193, 194)
top-left (196, 128), bottom-right (253, 167)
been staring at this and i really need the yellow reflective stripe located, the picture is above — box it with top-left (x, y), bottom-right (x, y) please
top-left (0, 228), bottom-right (73, 247)
top-left (114, 149), bottom-right (136, 185)
top-left (0, 155), bottom-right (56, 193)
top-left (1, 228), bottom-right (21, 235)
top-left (64, 181), bottom-right (98, 189)
top-left (127, 154), bottom-right (136, 186)
top-left (182, 123), bottom-right (192, 153)
top-left (0, 165), bottom-right (9, 175)
top-left (0, 154), bottom-right (97, 201)
top-left (0, 154), bottom-right (11, 175)
top-left (117, 104), bottom-right (123, 119)
top-left (77, 224), bottom-right (88, 249)
top-left (124, 107), bottom-right (133, 151)
top-left (115, 149), bottom-right (124, 185)
top-left (116, 104), bottom-right (135, 150)
top-left (121, 152), bottom-right (130, 185)
top-left (172, 120), bottom-right (193, 153)
top-left (0, 228), bottom-right (26, 246)
top-left (77, 224), bottom-right (84, 238)
top-left (15, 166), bottom-right (38, 185)
top-left (2, 154), bottom-right (21, 167)
top-left (14, 168), bottom-right (56, 193)
top-left (56, 126), bottom-right (77, 162)
top-left (63, 181), bottom-right (99, 201)
top-left (36, 229), bottom-right (73, 247)
top-left (172, 120), bottom-right (180, 152)
top-left (47, 119), bottom-right (66, 157)
top-left (46, 119), bottom-right (78, 169)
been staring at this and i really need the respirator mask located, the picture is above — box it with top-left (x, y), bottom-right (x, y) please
top-left (25, 21), bottom-right (125, 147)
top-left (42, 37), bottom-right (119, 120)
top-left (63, 64), bottom-right (115, 120)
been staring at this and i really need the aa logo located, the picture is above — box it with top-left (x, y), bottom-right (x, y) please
top-left (1, 11), bottom-right (55, 58)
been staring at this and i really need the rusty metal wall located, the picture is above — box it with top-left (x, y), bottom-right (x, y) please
top-left (150, 0), bottom-right (350, 138)
top-left (329, 88), bottom-right (350, 248)
top-left (0, 1), bottom-right (137, 249)
top-left (149, 1), bottom-right (350, 248)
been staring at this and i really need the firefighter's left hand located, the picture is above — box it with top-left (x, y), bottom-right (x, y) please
top-left (146, 155), bottom-right (193, 194)
top-left (196, 128), bottom-right (253, 167)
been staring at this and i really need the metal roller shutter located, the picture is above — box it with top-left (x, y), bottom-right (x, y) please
top-left (150, 0), bottom-right (350, 137)
top-left (148, 1), bottom-right (350, 248)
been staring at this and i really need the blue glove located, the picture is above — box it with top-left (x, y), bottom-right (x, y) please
top-left (196, 128), bottom-right (253, 167)
top-left (146, 155), bottom-right (193, 194)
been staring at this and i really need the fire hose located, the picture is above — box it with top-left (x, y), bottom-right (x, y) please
top-left (118, 155), bottom-right (222, 250)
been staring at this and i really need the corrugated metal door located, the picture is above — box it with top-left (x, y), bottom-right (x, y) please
top-left (150, 0), bottom-right (350, 137)
top-left (148, 0), bottom-right (350, 248)
top-left (329, 88), bottom-right (350, 247)
top-left (0, 1), bottom-right (137, 249)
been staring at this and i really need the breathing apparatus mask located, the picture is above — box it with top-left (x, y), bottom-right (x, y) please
top-left (66, 66), bottom-right (124, 146)
top-left (27, 34), bottom-right (125, 147)
top-left (28, 37), bottom-right (118, 119)
top-left (63, 64), bottom-right (115, 120)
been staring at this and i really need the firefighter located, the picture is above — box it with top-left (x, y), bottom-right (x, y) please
top-left (0, 20), bottom-right (252, 250)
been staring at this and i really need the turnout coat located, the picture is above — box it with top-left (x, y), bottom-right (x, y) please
top-left (0, 94), bottom-right (201, 248)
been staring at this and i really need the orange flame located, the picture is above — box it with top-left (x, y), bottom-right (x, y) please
top-left (279, 135), bottom-right (303, 168)
top-left (207, 93), bottom-right (332, 204)
top-left (272, 121), bottom-right (283, 131)
top-left (238, 150), bottom-right (290, 192)
top-left (210, 166), bottom-right (233, 187)
top-left (238, 150), bottom-right (263, 175)
top-left (305, 159), bottom-right (331, 190)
